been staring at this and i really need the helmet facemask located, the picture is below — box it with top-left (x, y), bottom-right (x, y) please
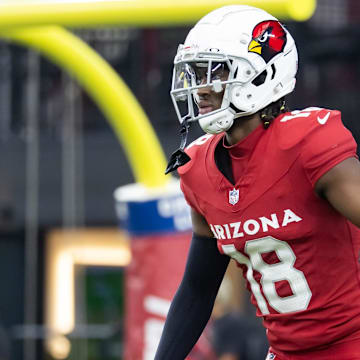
top-left (171, 48), bottom-right (238, 134)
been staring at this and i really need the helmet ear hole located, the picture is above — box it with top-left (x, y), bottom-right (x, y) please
top-left (229, 85), bottom-right (241, 107)
top-left (229, 85), bottom-right (253, 112)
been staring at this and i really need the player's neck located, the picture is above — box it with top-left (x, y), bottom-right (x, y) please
top-left (225, 113), bottom-right (262, 146)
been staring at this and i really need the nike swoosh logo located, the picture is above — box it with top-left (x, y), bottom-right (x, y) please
top-left (317, 112), bottom-right (330, 125)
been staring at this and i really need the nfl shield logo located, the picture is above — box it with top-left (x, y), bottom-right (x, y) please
top-left (229, 188), bottom-right (239, 205)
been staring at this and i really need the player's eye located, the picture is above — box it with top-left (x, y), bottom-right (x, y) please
top-left (193, 68), bottom-right (207, 85)
top-left (210, 63), bottom-right (226, 81)
top-left (193, 62), bottom-right (229, 85)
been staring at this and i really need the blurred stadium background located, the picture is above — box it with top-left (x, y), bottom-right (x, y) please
top-left (0, 0), bottom-right (359, 359)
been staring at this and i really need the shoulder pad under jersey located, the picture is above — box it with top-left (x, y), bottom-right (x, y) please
top-left (177, 134), bottom-right (215, 175)
top-left (274, 107), bottom-right (341, 150)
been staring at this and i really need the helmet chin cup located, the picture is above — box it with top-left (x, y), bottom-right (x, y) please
top-left (199, 108), bottom-right (235, 134)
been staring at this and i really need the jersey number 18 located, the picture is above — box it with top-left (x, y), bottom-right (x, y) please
top-left (222, 236), bottom-right (312, 314)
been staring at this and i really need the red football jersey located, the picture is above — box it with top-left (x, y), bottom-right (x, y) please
top-left (178, 107), bottom-right (360, 354)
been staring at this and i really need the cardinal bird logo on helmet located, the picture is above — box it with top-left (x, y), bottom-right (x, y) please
top-left (248, 20), bottom-right (287, 63)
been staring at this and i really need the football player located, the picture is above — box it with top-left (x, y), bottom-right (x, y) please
top-left (155, 5), bottom-right (360, 360)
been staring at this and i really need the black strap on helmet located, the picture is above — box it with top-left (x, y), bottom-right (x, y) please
top-left (165, 120), bottom-right (191, 174)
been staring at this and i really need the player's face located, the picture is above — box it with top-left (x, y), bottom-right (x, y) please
top-left (194, 63), bottom-right (229, 115)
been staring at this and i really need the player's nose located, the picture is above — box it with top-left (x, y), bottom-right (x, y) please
top-left (196, 78), bottom-right (212, 97)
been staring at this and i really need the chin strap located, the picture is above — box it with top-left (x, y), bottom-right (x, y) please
top-left (165, 120), bottom-right (191, 174)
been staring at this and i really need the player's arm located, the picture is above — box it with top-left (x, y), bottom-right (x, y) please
top-left (316, 156), bottom-right (360, 228)
top-left (191, 206), bottom-right (215, 236)
top-left (154, 209), bottom-right (230, 360)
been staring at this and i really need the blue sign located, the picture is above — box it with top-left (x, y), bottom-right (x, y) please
top-left (116, 192), bottom-right (192, 236)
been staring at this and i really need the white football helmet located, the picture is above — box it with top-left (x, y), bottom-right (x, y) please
top-left (170, 5), bottom-right (298, 134)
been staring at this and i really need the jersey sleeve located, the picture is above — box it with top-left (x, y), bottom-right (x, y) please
top-left (177, 134), bottom-right (215, 216)
top-left (180, 178), bottom-right (204, 216)
top-left (300, 110), bottom-right (358, 187)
